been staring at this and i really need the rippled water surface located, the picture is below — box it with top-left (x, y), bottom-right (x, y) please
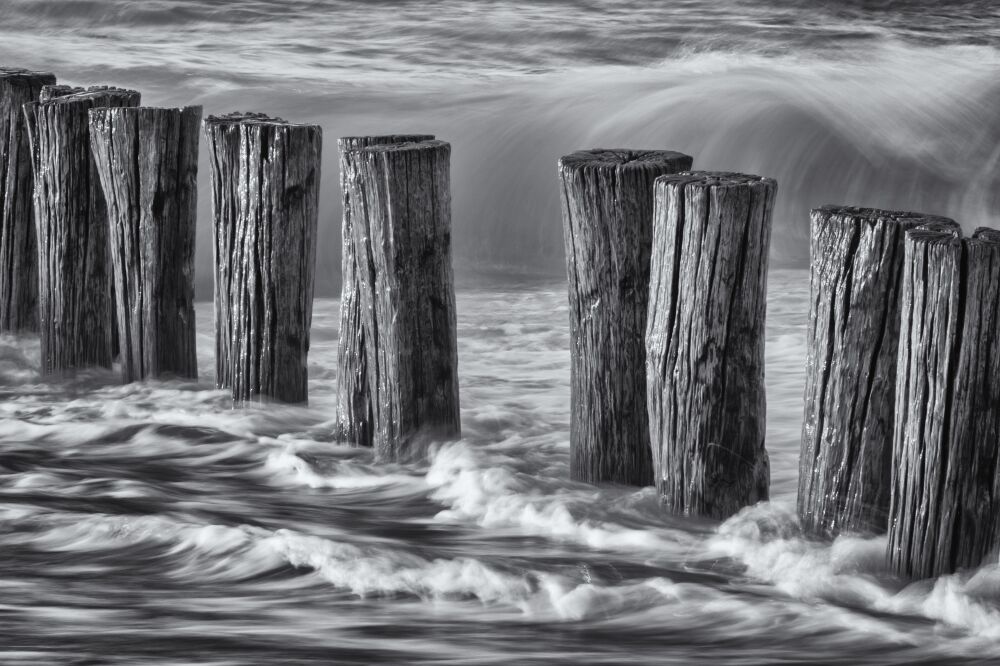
top-left (4, 273), bottom-right (1000, 664)
top-left (2, 0), bottom-right (1000, 662)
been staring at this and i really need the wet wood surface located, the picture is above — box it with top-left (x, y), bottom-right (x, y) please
top-left (90, 105), bottom-right (201, 383)
top-left (339, 137), bottom-right (460, 461)
top-left (646, 171), bottom-right (775, 519)
top-left (23, 85), bottom-right (140, 374)
top-left (798, 206), bottom-right (959, 537)
top-left (888, 224), bottom-right (1000, 579)
top-left (559, 148), bottom-right (693, 486)
top-left (336, 134), bottom-right (435, 448)
top-left (0, 68), bottom-right (55, 332)
top-left (204, 112), bottom-right (321, 404)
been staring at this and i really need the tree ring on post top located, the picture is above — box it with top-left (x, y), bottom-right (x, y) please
top-left (338, 135), bottom-right (435, 152)
top-left (559, 148), bottom-right (693, 174)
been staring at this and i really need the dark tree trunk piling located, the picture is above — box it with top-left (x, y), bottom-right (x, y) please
top-left (888, 225), bottom-right (1000, 580)
top-left (336, 134), bottom-right (435, 448)
top-left (645, 171), bottom-right (775, 519)
top-left (798, 207), bottom-right (960, 538)
top-left (23, 86), bottom-right (140, 375)
top-left (89, 105), bottom-right (201, 383)
top-left (203, 112), bottom-right (321, 404)
top-left (0, 68), bottom-right (56, 333)
top-left (339, 137), bottom-right (460, 461)
top-left (559, 149), bottom-right (693, 486)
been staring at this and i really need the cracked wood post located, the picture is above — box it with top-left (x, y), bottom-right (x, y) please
top-left (23, 85), bottom-right (140, 374)
top-left (89, 105), bottom-right (201, 383)
top-left (646, 171), bottom-right (775, 519)
top-left (797, 207), bottom-right (959, 538)
top-left (204, 112), bottom-right (321, 404)
top-left (339, 137), bottom-right (460, 461)
top-left (888, 225), bottom-right (1000, 579)
top-left (336, 134), bottom-right (435, 447)
top-left (0, 68), bottom-right (55, 332)
top-left (559, 149), bottom-right (693, 486)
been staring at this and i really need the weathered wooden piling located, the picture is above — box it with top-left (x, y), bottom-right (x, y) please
top-left (0, 69), bottom-right (56, 332)
top-left (203, 112), bottom-right (321, 404)
top-left (336, 134), bottom-right (435, 447)
top-left (559, 149), bottom-right (693, 486)
top-left (89, 106), bottom-right (201, 383)
top-left (645, 171), bottom-right (774, 518)
top-left (339, 137), bottom-right (460, 461)
top-left (888, 225), bottom-right (1000, 579)
top-left (797, 207), bottom-right (959, 538)
top-left (23, 85), bottom-right (140, 374)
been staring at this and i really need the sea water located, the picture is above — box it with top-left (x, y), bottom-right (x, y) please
top-left (1, 1), bottom-right (999, 663)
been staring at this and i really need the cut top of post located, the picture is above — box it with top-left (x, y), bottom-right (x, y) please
top-left (0, 68), bottom-right (56, 84)
top-left (655, 170), bottom-right (776, 190)
top-left (204, 111), bottom-right (318, 130)
top-left (906, 223), bottom-right (1000, 252)
top-left (90, 104), bottom-right (201, 119)
top-left (341, 137), bottom-right (449, 156)
top-left (813, 204), bottom-right (958, 234)
top-left (338, 135), bottom-right (435, 151)
top-left (32, 85), bottom-right (140, 107)
top-left (559, 149), bottom-right (693, 176)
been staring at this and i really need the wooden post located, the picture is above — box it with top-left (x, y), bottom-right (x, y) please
top-left (89, 106), bottom-right (201, 383)
top-left (339, 137), bottom-right (460, 461)
top-left (23, 86), bottom-right (140, 374)
top-left (0, 68), bottom-right (56, 332)
top-left (797, 207), bottom-right (959, 538)
top-left (888, 225), bottom-right (1000, 579)
top-left (336, 134), bottom-right (435, 447)
top-left (646, 171), bottom-right (775, 518)
top-left (559, 149), bottom-right (693, 486)
top-left (203, 112), bottom-right (321, 404)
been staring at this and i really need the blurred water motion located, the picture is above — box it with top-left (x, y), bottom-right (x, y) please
top-left (1, 1), bottom-right (999, 662)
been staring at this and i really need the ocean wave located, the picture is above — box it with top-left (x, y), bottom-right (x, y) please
top-left (710, 503), bottom-right (1000, 644)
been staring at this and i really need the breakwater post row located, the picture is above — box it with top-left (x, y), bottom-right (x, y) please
top-left (3, 70), bottom-right (1000, 579)
top-left (557, 147), bottom-right (1000, 577)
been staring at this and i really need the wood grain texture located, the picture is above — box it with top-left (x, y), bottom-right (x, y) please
top-left (798, 207), bottom-right (959, 538)
top-left (888, 224), bottom-right (1000, 579)
top-left (336, 135), bottom-right (436, 447)
top-left (646, 171), bottom-right (775, 519)
top-left (89, 105), bottom-right (200, 383)
top-left (559, 149), bottom-right (693, 486)
top-left (340, 138), bottom-right (460, 461)
top-left (23, 86), bottom-right (140, 375)
top-left (0, 68), bottom-right (55, 332)
top-left (204, 112), bottom-right (321, 404)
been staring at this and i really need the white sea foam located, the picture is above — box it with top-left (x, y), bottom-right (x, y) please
top-left (710, 502), bottom-right (1000, 641)
top-left (425, 442), bottom-right (700, 556)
